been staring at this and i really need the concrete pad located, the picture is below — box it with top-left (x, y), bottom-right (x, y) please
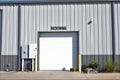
top-left (0, 71), bottom-right (120, 80)
top-left (85, 73), bottom-right (120, 80)
top-left (0, 71), bottom-right (87, 80)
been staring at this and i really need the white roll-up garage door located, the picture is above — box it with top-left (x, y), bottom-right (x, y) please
top-left (39, 32), bottom-right (78, 70)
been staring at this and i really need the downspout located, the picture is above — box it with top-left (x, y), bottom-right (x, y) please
top-left (111, 2), bottom-right (115, 63)
top-left (18, 4), bottom-right (21, 71)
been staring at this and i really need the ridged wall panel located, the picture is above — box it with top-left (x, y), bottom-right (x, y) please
top-left (20, 4), bottom-right (112, 56)
top-left (0, 5), bottom-right (18, 55)
top-left (114, 3), bottom-right (120, 55)
top-left (0, 3), bottom-right (116, 71)
top-left (114, 3), bottom-right (120, 68)
top-left (20, 3), bottom-right (112, 70)
top-left (0, 5), bottom-right (18, 70)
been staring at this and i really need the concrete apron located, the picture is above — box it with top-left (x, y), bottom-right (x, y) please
top-left (0, 71), bottom-right (120, 80)
top-left (0, 71), bottom-right (86, 80)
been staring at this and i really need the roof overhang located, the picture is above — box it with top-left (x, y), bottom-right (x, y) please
top-left (0, 0), bottom-right (120, 4)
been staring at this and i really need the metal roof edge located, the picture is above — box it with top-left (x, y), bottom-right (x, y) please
top-left (0, 0), bottom-right (120, 4)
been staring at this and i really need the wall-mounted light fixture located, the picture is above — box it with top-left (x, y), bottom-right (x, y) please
top-left (88, 19), bottom-right (93, 25)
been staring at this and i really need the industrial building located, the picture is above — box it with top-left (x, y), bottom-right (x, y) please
top-left (0, 0), bottom-right (120, 71)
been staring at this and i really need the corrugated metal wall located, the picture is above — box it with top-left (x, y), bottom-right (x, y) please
top-left (114, 2), bottom-right (120, 69)
top-left (1, 5), bottom-right (18, 55)
top-left (0, 5), bottom-right (18, 70)
top-left (78, 3), bottom-right (113, 70)
top-left (21, 3), bottom-right (112, 71)
top-left (1, 2), bottom-right (119, 71)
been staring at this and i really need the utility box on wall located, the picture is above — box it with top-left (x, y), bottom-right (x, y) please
top-left (29, 44), bottom-right (37, 58)
top-left (21, 44), bottom-right (37, 71)
top-left (21, 45), bottom-right (28, 59)
top-left (21, 44), bottom-right (37, 58)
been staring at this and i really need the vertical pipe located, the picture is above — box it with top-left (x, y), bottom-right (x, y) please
top-left (18, 4), bottom-right (21, 71)
top-left (111, 2), bottom-right (115, 62)
top-left (0, 10), bottom-right (2, 70)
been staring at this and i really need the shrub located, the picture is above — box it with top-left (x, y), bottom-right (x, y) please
top-left (117, 69), bottom-right (120, 72)
top-left (89, 61), bottom-right (99, 69)
top-left (105, 61), bottom-right (118, 72)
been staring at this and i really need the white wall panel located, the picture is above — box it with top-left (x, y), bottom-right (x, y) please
top-left (31, 5), bottom-right (35, 43)
top-left (82, 4), bottom-right (87, 55)
top-left (40, 5), bottom-right (44, 31)
top-left (47, 5), bottom-right (50, 31)
top-left (102, 5), bottom-right (106, 55)
top-left (94, 4), bottom-right (99, 55)
top-left (118, 5), bottom-right (120, 55)
top-left (2, 6), bottom-right (5, 55)
top-left (24, 6), bottom-right (28, 44)
top-left (62, 4), bottom-right (67, 27)
top-left (114, 3), bottom-right (120, 55)
top-left (70, 4), bottom-right (74, 31)
top-left (90, 4), bottom-right (94, 55)
top-left (35, 5), bottom-right (39, 31)
top-left (6, 6), bottom-right (9, 55)
top-left (98, 4), bottom-right (103, 55)
top-left (20, 3), bottom-right (112, 56)
top-left (28, 5), bottom-right (32, 43)
top-left (106, 4), bottom-right (112, 55)
top-left (43, 5), bottom-right (48, 31)
top-left (54, 5), bottom-right (58, 29)
top-left (66, 4), bottom-right (71, 31)
top-left (74, 4), bottom-right (79, 31)
top-left (21, 6), bottom-right (25, 45)
top-left (1, 5), bottom-right (18, 55)
top-left (58, 5), bottom-right (62, 26)
top-left (79, 5), bottom-right (83, 55)
top-left (86, 4), bottom-right (90, 55)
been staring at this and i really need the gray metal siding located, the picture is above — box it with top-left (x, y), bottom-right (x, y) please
top-left (0, 3), bottom-right (117, 71)
top-left (80, 3), bottom-right (112, 55)
top-left (81, 55), bottom-right (113, 71)
top-left (114, 3), bottom-right (120, 55)
top-left (20, 3), bottom-right (112, 50)
top-left (79, 3), bottom-right (113, 70)
top-left (114, 3), bottom-right (120, 68)
top-left (0, 5), bottom-right (18, 71)
top-left (0, 55), bottom-right (18, 71)
top-left (20, 3), bottom-right (112, 70)
top-left (0, 5), bottom-right (18, 55)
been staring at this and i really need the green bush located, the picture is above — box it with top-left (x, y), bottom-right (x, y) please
top-left (89, 61), bottom-right (99, 69)
top-left (117, 69), bottom-right (120, 72)
top-left (105, 61), bottom-right (118, 72)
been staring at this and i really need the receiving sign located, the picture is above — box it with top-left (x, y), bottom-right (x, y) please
top-left (51, 26), bottom-right (67, 30)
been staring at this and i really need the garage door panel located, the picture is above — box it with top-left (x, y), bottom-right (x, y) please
top-left (39, 33), bottom-right (78, 70)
